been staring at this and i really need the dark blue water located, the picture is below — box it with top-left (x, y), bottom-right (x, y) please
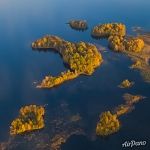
top-left (0, 0), bottom-right (150, 149)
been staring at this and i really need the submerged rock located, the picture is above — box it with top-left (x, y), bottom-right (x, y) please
top-left (0, 103), bottom-right (85, 150)
top-left (0, 133), bottom-right (50, 150)
top-left (48, 103), bottom-right (85, 150)
top-left (69, 113), bottom-right (82, 122)
top-left (50, 128), bottom-right (84, 150)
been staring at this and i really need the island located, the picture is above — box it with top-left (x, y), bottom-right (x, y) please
top-left (91, 23), bottom-right (126, 38)
top-left (96, 92), bottom-right (145, 137)
top-left (128, 30), bottom-right (150, 83)
top-left (10, 105), bottom-right (45, 135)
top-left (2, 102), bottom-right (85, 150)
top-left (91, 22), bottom-right (145, 53)
top-left (118, 79), bottom-right (134, 88)
top-left (112, 93), bottom-right (145, 119)
top-left (91, 23), bottom-right (150, 83)
top-left (123, 93), bottom-right (145, 105)
top-left (108, 35), bottom-right (145, 52)
top-left (67, 20), bottom-right (88, 31)
top-left (96, 91), bottom-right (145, 137)
top-left (96, 111), bottom-right (120, 136)
top-left (130, 60), bottom-right (142, 69)
top-left (113, 104), bottom-right (134, 116)
top-left (32, 35), bottom-right (103, 88)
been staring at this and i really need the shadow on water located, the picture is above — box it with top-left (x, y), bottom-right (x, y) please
top-left (32, 47), bottom-right (71, 70)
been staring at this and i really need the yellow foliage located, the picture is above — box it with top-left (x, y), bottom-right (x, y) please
top-left (108, 35), bottom-right (125, 52)
top-left (130, 60), bottom-right (142, 69)
top-left (10, 105), bottom-right (45, 135)
top-left (124, 38), bottom-right (144, 52)
top-left (91, 23), bottom-right (144, 53)
top-left (37, 70), bottom-right (79, 88)
top-left (119, 79), bottom-right (134, 88)
top-left (32, 35), bottom-right (103, 88)
top-left (91, 23), bottom-right (126, 38)
top-left (96, 111), bottom-right (120, 136)
top-left (108, 36), bottom-right (144, 53)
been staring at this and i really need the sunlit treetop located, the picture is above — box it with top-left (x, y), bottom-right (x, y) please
top-left (91, 23), bottom-right (126, 38)
top-left (96, 111), bottom-right (120, 136)
top-left (108, 35), bottom-right (144, 53)
top-left (119, 79), bottom-right (134, 88)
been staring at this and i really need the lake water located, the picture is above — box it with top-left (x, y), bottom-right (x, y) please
top-left (0, 0), bottom-right (150, 149)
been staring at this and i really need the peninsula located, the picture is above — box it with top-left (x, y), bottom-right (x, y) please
top-left (32, 35), bottom-right (103, 88)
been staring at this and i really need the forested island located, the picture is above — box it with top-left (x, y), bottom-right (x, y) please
top-left (32, 35), bottom-right (103, 88)
top-left (67, 20), bottom-right (88, 31)
top-left (91, 23), bottom-right (126, 38)
top-left (10, 105), bottom-right (45, 135)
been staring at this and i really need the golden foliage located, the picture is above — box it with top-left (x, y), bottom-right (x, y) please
top-left (109, 36), bottom-right (144, 53)
top-left (37, 70), bottom-right (79, 88)
top-left (91, 23), bottom-right (126, 38)
top-left (10, 105), bottom-right (45, 135)
top-left (96, 111), bottom-right (120, 136)
top-left (69, 42), bottom-right (102, 75)
top-left (130, 60), bottom-right (142, 69)
top-left (124, 38), bottom-right (144, 52)
top-left (108, 35), bottom-right (125, 52)
top-left (119, 79), bottom-right (134, 88)
top-left (32, 35), bottom-right (103, 88)
top-left (91, 23), bottom-right (144, 53)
